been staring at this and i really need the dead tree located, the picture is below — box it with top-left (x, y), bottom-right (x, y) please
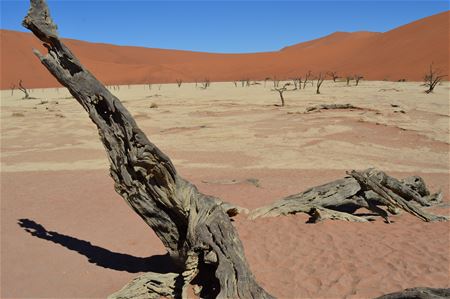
top-left (250, 168), bottom-right (447, 223)
top-left (291, 77), bottom-right (301, 90)
top-left (176, 79), bottom-right (182, 87)
top-left (10, 84), bottom-right (16, 96)
top-left (355, 74), bottom-right (363, 86)
top-left (264, 77), bottom-right (271, 88)
top-left (423, 63), bottom-right (446, 93)
top-left (272, 82), bottom-right (291, 107)
top-left (346, 75), bottom-right (353, 86)
top-left (23, 1), bottom-right (273, 298)
top-left (316, 73), bottom-right (325, 94)
top-left (302, 70), bottom-right (312, 89)
top-left (201, 78), bottom-right (211, 89)
top-left (273, 76), bottom-right (280, 88)
top-left (327, 71), bottom-right (339, 82)
top-left (18, 80), bottom-right (30, 99)
top-left (233, 81), bottom-right (237, 87)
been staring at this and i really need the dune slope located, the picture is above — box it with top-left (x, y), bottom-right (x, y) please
top-left (1, 11), bottom-right (448, 89)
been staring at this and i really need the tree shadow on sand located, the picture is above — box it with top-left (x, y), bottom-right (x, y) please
top-left (18, 218), bottom-right (179, 274)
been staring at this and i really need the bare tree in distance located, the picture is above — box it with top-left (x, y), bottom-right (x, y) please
top-left (423, 63), bottom-right (446, 94)
top-left (273, 76), bottom-right (280, 88)
top-left (18, 80), bottom-right (30, 99)
top-left (10, 84), bottom-right (16, 96)
top-left (355, 75), bottom-right (364, 86)
top-left (264, 77), bottom-right (271, 88)
top-left (303, 70), bottom-right (312, 89)
top-left (201, 78), bottom-right (211, 89)
top-left (327, 71), bottom-right (339, 82)
top-left (273, 82), bottom-right (292, 107)
top-left (346, 76), bottom-right (353, 86)
top-left (176, 79), bottom-right (182, 87)
top-left (316, 73), bottom-right (325, 94)
top-left (291, 77), bottom-right (301, 90)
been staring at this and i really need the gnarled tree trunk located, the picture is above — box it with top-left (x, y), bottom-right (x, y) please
top-left (23, 1), bottom-right (272, 298)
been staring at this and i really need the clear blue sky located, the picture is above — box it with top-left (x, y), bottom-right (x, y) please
top-left (1, 1), bottom-right (448, 53)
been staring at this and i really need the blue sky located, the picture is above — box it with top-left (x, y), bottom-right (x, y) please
top-left (1, 1), bottom-right (448, 53)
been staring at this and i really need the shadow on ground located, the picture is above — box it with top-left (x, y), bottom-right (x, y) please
top-left (17, 218), bottom-right (178, 274)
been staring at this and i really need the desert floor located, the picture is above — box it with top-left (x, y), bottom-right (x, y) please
top-left (1, 80), bottom-right (449, 298)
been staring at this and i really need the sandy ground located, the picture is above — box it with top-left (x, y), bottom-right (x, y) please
top-left (1, 80), bottom-right (449, 298)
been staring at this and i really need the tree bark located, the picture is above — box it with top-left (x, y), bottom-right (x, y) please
top-left (23, 1), bottom-right (273, 298)
top-left (250, 169), bottom-right (448, 223)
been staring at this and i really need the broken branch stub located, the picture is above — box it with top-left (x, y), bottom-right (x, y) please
top-left (23, 1), bottom-right (273, 298)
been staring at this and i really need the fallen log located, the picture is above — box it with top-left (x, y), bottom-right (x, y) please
top-left (305, 103), bottom-right (360, 113)
top-left (250, 168), bottom-right (448, 223)
top-left (23, 1), bottom-right (272, 298)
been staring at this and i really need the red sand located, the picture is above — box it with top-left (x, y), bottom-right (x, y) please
top-left (2, 168), bottom-right (449, 298)
top-left (1, 11), bottom-right (448, 89)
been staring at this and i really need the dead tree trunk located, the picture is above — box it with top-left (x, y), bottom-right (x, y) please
top-left (303, 71), bottom-right (312, 89)
top-left (273, 83), bottom-right (291, 107)
top-left (10, 84), bottom-right (16, 96)
top-left (346, 76), bottom-right (353, 86)
top-left (327, 71), bottom-right (338, 82)
top-left (23, 1), bottom-right (272, 298)
top-left (250, 168), bottom-right (447, 223)
top-left (18, 80), bottom-right (30, 99)
top-left (355, 75), bottom-right (363, 86)
top-left (316, 73), bottom-right (325, 94)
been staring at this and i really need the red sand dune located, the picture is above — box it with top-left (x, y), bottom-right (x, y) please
top-left (1, 10), bottom-right (448, 89)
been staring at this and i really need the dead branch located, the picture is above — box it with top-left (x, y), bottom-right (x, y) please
top-left (305, 103), bottom-right (359, 113)
top-left (355, 74), bottom-right (363, 86)
top-left (18, 80), bottom-right (30, 99)
top-left (327, 71), bottom-right (339, 82)
top-left (176, 79), bottom-right (182, 87)
top-left (424, 63), bottom-right (446, 93)
top-left (316, 73), bottom-right (325, 94)
top-left (250, 168), bottom-right (447, 223)
top-left (346, 75), bottom-right (353, 86)
top-left (303, 71), bottom-right (312, 89)
top-left (272, 82), bottom-right (292, 107)
top-left (201, 78), bottom-right (210, 89)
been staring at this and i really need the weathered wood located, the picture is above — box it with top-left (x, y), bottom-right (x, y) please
top-left (249, 177), bottom-right (363, 220)
top-left (374, 287), bottom-right (450, 299)
top-left (250, 169), bottom-right (447, 223)
top-left (23, 1), bottom-right (273, 298)
top-left (305, 103), bottom-right (359, 113)
top-left (18, 80), bottom-right (30, 99)
top-left (309, 207), bottom-right (371, 223)
top-left (366, 170), bottom-right (431, 206)
top-left (350, 170), bottom-right (448, 222)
